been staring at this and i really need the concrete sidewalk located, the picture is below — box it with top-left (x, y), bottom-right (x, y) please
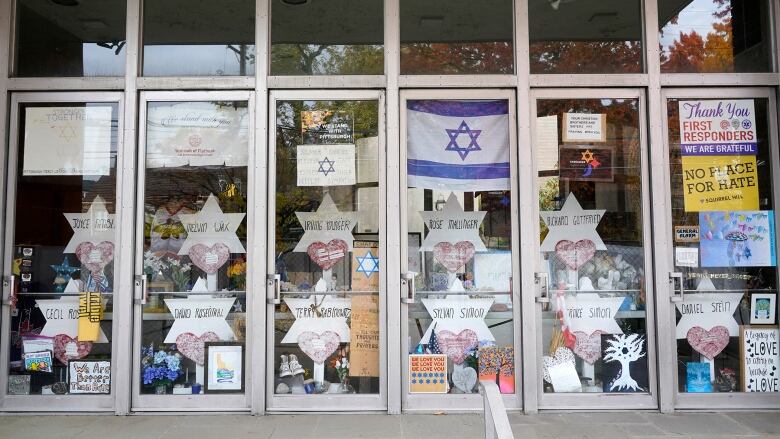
top-left (0, 411), bottom-right (778, 439)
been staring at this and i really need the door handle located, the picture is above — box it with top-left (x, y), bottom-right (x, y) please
top-left (133, 275), bottom-right (147, 305)
top-left (401, 272), bottom-right (415, 304)
top-left (669, 272), bottom-right (684, 302)
top-left (534, 272), bottom-right (549, 303)
top-left (2, 275), bottom-right (16, 306)
top-left (267, 274), bottom-right (281, 305)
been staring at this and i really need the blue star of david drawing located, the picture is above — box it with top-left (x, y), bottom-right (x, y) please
top-left (355, 250), bottom-right (379, 278)
top-left (318, 157), bottom-right (335, 176)
top-left (50, 257), bottom-right (79, 292)
top-left (445, 120), bottom-right (482, 160)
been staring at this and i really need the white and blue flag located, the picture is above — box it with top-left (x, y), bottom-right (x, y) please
top-left (407, 100), bottom-right (510, 191)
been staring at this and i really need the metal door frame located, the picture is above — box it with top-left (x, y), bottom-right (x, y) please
top-left (265, 89), bottom-right (388, 411)
top-left (398, 88), bottom-right (522, 412)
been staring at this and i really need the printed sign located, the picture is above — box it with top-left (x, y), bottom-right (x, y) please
top-left (559, 146), bottom-right (613, 182)
top-left (409, 354), bottom-right (447, 393)
top-left (351, 241), bottom-right (379, 291)
top-left (302, 110), bottom-right (353, 144)
top-left (675, 225), bottom-right (700, 242)
top-left (68, 360), bottom-right (110, 394)
top-left (675, 247), bottom-right (699, 267)
top-left (699, 211), bottom-right (776, 267)
top-left (740, 327), bottom-right (779, 392)
top-left (23, 350), bottom-right (53, 373)
top-left (681, 155), bottom-right (758, 212)
top-left (297, 144), bottom-right (356, 186)
top-left (23, 106), bottom-right (113, 176)
top-left (349, 295), bottom-right (380, 377)
top-left (562, 113), bottom-right (606, 143)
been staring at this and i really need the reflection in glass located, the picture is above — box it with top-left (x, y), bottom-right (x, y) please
top-left (143, 0), bottom-right (255, 76)
top-left (529, 0), bottom-right (643, 74)
top-left (536, 98), bottom-right (649, 393)
top-left (271, 0), bottom-right (383, 75)
top-left (400, 0), bottom-right (514, 74)
top-left (7, 103), bottom-right (119, 395)
top-left (15, 0), bottom-right (126, 77)
top-left (659, 0), bottom-right (772, 73)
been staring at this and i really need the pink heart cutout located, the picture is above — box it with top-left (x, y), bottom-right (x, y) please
top-left (298, 331), bottom-right (340, 364)
top-left (307, 240), bottom-right (348, 270)
top-left (572, 330), bottom-right (603, 365)
top-left (436, 329), bottom-right (478, 364)
top-left (176, 332), bottom-right (220, 366)
top-left (555, 239), bottom-right (596, 270)
top-left (75, 241), bottom-right (114, 275)
top-left (433, 241), bottom-right (476, 273)
top-left (53, 334), bottom-right (92, 364)
top-left (189, 243), bottom-right (230, 274)
top-left (687, 326), bottom-right (730, 360)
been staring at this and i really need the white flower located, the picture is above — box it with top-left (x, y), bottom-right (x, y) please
top-left (335, 359), bottom-right (341, 368)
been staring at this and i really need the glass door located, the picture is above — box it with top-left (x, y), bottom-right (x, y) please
top-left (659, 88), bottom-right (780, 409)
top-left (0, 93), bottom-right (123, 411)
top-left (531, 89), bottom-right (658, 409)
top-left (400, 89), bottom-right (521, 411)
top-left (132, 91), bottom-right (254, 410)
top-left (266, 90), bottom-right (386, 411)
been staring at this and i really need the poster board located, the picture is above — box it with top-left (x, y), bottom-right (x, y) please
top-left (68, 360), bottom-right (110, 394)
top-left (409, 354), bottom-right (447, 393)
top-left (349, 295), bottom-right (380, 377)
top-left (351, 240), bottom-right (379, 291)
top-left (740, 326), bottom-right (779, 392)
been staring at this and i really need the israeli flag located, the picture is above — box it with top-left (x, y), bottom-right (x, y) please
top-left (407, 100), bottom-right (510, 191)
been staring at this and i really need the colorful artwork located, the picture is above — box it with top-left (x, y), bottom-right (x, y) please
top-left (686, 362), bottom-right (713, 392)
top-left (409, 354), bottom-right (448, 393)
top-left (23, 350), bottom-right (53, 373)
top-left (205, 343), bottom-right (244, 392)
top-left (601, 334), bottom-right (648, 392)
top-left (699, 211), bottom-right (776, 267)
top-left (478, 346), bottom-right (515, 394)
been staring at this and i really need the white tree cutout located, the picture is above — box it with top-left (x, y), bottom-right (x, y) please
top-left (603, 334), bottom-right (646, 392)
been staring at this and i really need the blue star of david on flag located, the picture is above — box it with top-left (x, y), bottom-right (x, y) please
top-left (355, 250), bottom-right (379, 278)
top-left (445, 121), bottom-right (482, 160)
top-left (318, 157), bottom-right (335, 176)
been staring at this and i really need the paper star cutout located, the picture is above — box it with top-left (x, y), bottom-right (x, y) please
top-left (540, 193), bottom-right (606, 252)
top-left (419, 192), bottom-right (486, 251)
top-left (565, 294), bottom-right (624, 334)
top-left (675, 293), bottom-right (743, 338)
top-left (163, 278), bottom-right (236, 342)
top-left (281, 295), bottom-right (351, 343)
top-left (63, 196), bottom-right (116, 253)
top-left (50, 257), bottom-right (79, 291)
top-left (355, 250), bottom-right (379, 278)
top-left (37, 280), bottom-right (108, 342)
top-left (293, 193), bottom-right (358, 252)
top-left (445, 121), bottom-right (482, 160)
top-left (178, 194), bottom-right (246, 255)
top-left (420, 296), bottom-right (495, 344)
top-left (318, 157), bottom-right (335, 176)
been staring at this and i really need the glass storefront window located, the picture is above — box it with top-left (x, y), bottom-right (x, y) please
top-left (143, 0), bottom-right (255, 76)
top-left (659, 0), bottom-right (773, 73)
top-left (7, 102), bottom-right (119, 395)
top-left (400, 0), bottom-right (514, 74)
top-left (529, 0), bottom-right (643, 74)
top-left (14, 0), bottom-right (126, 77)
top-left (667, 97), bottom-right (778, 394)
top-left (535, 98), bottom-right (650, 393)
top-left (270, 0), bottom-right (383, 75)
top-left (140, 100), bottom-right (249, 395)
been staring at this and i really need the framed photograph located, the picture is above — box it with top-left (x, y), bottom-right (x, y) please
top-left (204, 342), bottom-right (244, 393)
top-left (750, 293), bottom-right (776, 325)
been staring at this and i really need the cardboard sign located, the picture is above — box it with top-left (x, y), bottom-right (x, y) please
top-left (540, 193), bottom-right (606, 252)
top-left (409, 354), bottom-right (447, 393)
top-left (68, 360), bottom-right (110, 394)
top-left (302, 110), bottom-right (353, 144)
top-left (559, 146), bottom-right (613, 182)
top-left (420, 297), bottom-right (495, 344)
top-left (675, 225), bottom-right (700, 242)
top-left (349, 295), bottom-right (380, 377)
top-left (351, 241), bottom-right (379, 291)
top-left (675, 293), bottom-right (743, 338)
top-left (740, 327), bottom-right (779, 392)
top-left (562, 113), bottom-right (606, 142)
top-left (699, 211), bottom-right (776, 267)
top-left (296, 144), bottom-right (356, 186)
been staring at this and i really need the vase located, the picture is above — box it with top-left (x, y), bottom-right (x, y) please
top-left (154, 384), bottom-right (167, 395)
top-left (337, 377), bottom-right (355, 394)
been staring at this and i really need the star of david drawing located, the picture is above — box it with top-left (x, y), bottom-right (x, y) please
top-left (318, 157), bottom-right (335, 176)
top-left (355, 250), bottom-right (379, 278)
top-left (57, 124), bottom-right (77, 142)
top-left (445, 121), bottom-right (481, 160)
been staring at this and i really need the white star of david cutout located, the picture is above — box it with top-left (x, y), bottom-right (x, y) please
top-left (178, 194), bottom-right (246, 255)
top-left (163, 278), bottom-right (236, 342)
top-left (675, 292), bottom-right (743, 338)
top-left (37, 280), bottom-right (108, 342)
top-left (62, 196), bottom-right (115, 253)
top-left (565, 294), bottom-right (624, 335)
top-left (540, 193), bottom-right (606, 252)
top-left (293, 193), bottom-right (358, 253)
top-left (420, 296), bottom-right (495, 344)
top-left (281, 295), bottom-right (351, 343)
top-left (419, 192), bottom-right (487, 251)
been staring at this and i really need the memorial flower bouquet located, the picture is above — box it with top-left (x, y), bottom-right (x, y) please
top-left (227, 258), bottom-right (247, 291)
top-left (141, 344), bottom-right (182, 392)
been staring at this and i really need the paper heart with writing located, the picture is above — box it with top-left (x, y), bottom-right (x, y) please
top-left (176, 331), bottom-right (220, 365)
top-left (298, 331), bottom-right (340, 364)
top-left (687, 326), bottom-right (730, 360)
top-left (433, 241), bottom-right (476, 273)
top-left (53, 334), bottom-right (92, 364)
top-left (75, 241), bottom-right (114, 275)
top-left (307, 240), bottom-right (348, 270)
top-left (555, 239), bottom-right (596, 270)
top-left (436, 329), bottom-right (478, 364)
top-left (189, 243), bottom-right (230, 274)
top-left (572, 330), bottom-right (603, 365)
top-left (452, 364), bottom-right (478, 393)
top-left (542, 347), bottom-right (576, 383)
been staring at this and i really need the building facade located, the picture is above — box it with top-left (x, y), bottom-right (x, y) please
top-left (0, 0), bottom-right (778, 414)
